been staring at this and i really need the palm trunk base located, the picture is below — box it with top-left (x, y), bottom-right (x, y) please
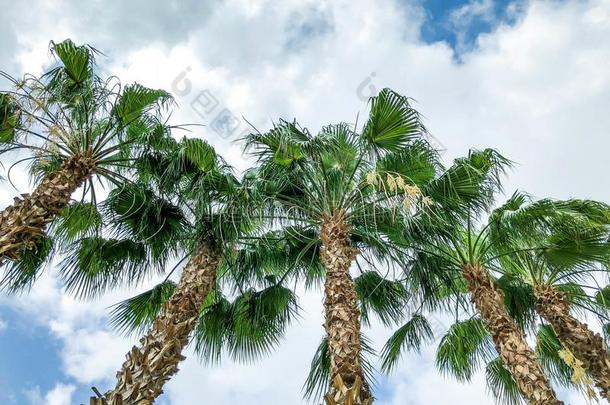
top-left (90, 244), bottom-right (219, 405)
top-left (324, 375), bottom-right (372, 405)
top-left (463, 264), bottom-right (563, 405)
top-left (536, 285), bottom-right (610, 401)
top-left (321, 212), bottom-right (373, 404)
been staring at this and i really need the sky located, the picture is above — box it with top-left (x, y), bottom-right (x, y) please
top-left (0, 0), bottom-right (609, 404)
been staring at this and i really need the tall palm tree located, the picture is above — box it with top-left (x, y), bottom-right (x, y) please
top-left (0, 39), bottom-right (172, 264)
top-left (243, 89), bottom-right (495, 404)
top-left (491, 192), bottom-right (610, 400)
top-left (382, 271), bottom-right (606, 404)
top-left (382, 188), bottom-right (571, 403)
top-left (46, 135), bottom-right (304, 405)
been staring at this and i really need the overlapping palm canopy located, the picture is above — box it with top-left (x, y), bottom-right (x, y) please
top-left (1, 39), bottom-right (610, 405)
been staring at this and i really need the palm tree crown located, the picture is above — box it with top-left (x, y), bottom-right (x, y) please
top-left (0, 39), bottom-right (172, 264)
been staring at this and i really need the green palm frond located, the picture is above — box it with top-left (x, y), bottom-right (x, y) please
top-left (59, 237), bottom-right (148, 299)
top-left (375, 140), bottom-right (439, 186)
top-left (0, 93), bottom-right (20, 142)
top-left (0, 236), bottom-right (52, 293)
top-left (48, 39), bottom-right (94, 87)
top-left (595, 285), bottom-right (610, 309)
top-left (362, 88), bottom-right (426, 153)
top-left (425, 148), bottom-right (509, 216)
top-left (303, 337), bottom-right (331, 402)
top-left (50, 202), bottom-right (102, 245)
top-left (113, 83), bottom-right (172, 125)
top-left (354, 270), bottom-right (408, 327)
top-left (496, 274), bottom-right (537, 332)
top-left (108, 280), bottom-right (176, 335)
top-left (1, 38), bottom-right (176, 193)
top-left (244, 119), bottom-right (310, 165)
top-left (485, 357), bottom-right (524, 405)
top-left (105, 183), bottom-right (185, 262)
top-left (535, 325), bottom-right (574, 388)
top-left (226, 226), bottom-right (323, 289)
top-left (543, 222), bottom-right (610, 271)
top-left (380, 313), bottom-right (434, 373)
top-left (436, 318), bottom-right (496, 382)
top-left (195, 284), bottom-right (299, 365)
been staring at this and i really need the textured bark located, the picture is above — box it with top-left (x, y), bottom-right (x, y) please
top-left (90, 243), bottom-right (219, 405)
top-left (321, 211), bottom-right (372, 405)
top-left (0, 152), bottom-right (95, 263)
top-left (463, 264), bottom-right (563, 405)
top-left (535, 284), bottom-right (610, 400)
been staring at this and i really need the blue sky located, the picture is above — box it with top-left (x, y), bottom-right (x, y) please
top-left (1, 0), bottom-right (610, 404)
top-left (416, 0), bottom-right (521, 52)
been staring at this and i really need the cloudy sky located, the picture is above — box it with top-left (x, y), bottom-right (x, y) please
top-left (1, 0), bottom-right (609, 404)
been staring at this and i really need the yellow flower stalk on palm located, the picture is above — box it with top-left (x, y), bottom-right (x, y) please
top-left (558, 348), bottom-right (598, 402)
top-left (366, 170), bottom-right (378, 186)
top-left (421, 196), bottom-right (433, 207)
top-left (386, 173), bottom-right (397, 193)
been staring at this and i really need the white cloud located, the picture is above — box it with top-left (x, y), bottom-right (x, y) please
top-left (25, 383), bottom-right (76, 405)
top-left (0, 318), bottom-right (7, 333)
top-left (1, 0), bottom-right (610, 404)
top-left (450, 0), bottom-right (496, 26)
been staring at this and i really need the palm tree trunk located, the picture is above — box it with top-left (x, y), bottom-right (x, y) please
top-left (535, 284), bottom-right (610, 400)
top-left (0, 152), bottom-right (95, 263)
top-left (462, 264), bottom-right (563, 405)
top-left (320, 211), bottom-right (372, 405)
top-left (90, 243), bottom-right (219, 405)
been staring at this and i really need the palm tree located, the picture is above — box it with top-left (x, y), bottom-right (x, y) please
top-left (382, 187), bottom-right (571, 403)
top-left (383, 274), bottom-right (606, 404)
top-left (44, 135), bottom-right (303, 405)
top-left (491, 192), bottom-right (610, 400)
top-left (381, 193), bottom-right (610, 404)
top-left (0, 39), bottom-right (172, 264)
top-left (242, 89), bottom-right (497, 404)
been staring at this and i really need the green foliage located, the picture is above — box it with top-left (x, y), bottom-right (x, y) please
top-left (485, 357), bottom-right (524, 405)
top-left (1, 38), bottom-right (176, 193)
top-left (105, 184), bottom-right (185, 261)
top-left (362, 89), bottom-right (425, 153)
top-left (436, 318), bottom-right (496, 382)
top-left (109, 281), bottom-right (177, 335)
top-left (59, 237), bottom-right (148, 298)
top-left (0, 236), bottom-right (52, 293)
top-left (0, 93), bottom-right (20, 142)
top-left (354, 270), bottom-right (408, 326)
top-left (195, 284), bottom-right (298, 364)
top-left (496, 274), bottom-right (537, 332)
top-left (535, 325), bottom-right (574, 388)
top-left (380, 314), bottom-right (434, 372)
top-left (303, 337), bottom-right (331, 401)
top-left (375, 140), bottom-right (439, 186)
top-left (226, 226), bottom-right (323, 289)
top-left (424, 148), bottom-right (509, 216)
top-left (596, 285), bottom-right (610, 309)
top-left (50, 39), bottom-right (92, 86)
top-left (113, 83), bottom-right (172, 125)
top-left (51, 202), bottom-right (102, 244)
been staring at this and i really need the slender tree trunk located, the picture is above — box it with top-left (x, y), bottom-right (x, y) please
top-left (0, 152), bottom-right (95, 263)
top-left (91, 243), bottom-right (219, 405)
top-left (320, 211), bottom-right (372, 405)
top-left (462, 264), bottom-right (563, 405)
top-left (535, 284), bottom-right (610, 400)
